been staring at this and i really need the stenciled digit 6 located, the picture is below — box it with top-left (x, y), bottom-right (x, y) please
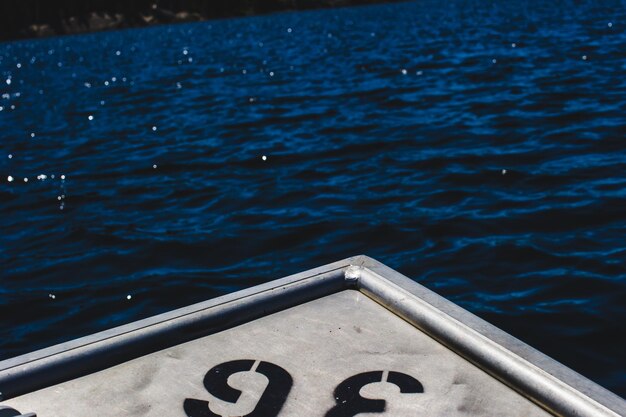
top-left (325, 371), bottom-right (424, 417)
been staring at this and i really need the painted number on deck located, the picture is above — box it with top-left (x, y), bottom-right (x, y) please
top-left (326, 371), bottom-right (424, 417)
top-left (184, 360), bottom-right (423, 417)
top-left (184, 360), bottom-right (292, 417)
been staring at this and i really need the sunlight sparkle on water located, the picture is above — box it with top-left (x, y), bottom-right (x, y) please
top-left (88, 115), bottom-right (94, 121)
top-left (7, 176), bottom-right (13, 182)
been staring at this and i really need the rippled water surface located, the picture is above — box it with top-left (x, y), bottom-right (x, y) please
top-left (1, 0), bottom-right (626, 396)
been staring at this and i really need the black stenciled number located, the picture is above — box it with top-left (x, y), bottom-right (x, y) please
top-left (0, 408), bottom-right (20, 417)
top-left (325, 371), bottom-right (424, 417)
top-left (184, 359), bottom-right (293, 417)
top-left (0, 406), bottom-right (35, 417)
top-left (0, 408), bottom-right (19, 417)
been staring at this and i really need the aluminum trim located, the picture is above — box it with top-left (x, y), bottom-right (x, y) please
top-left (0, 257), bottom-right (354, 399)
top-left (0, 254), bottom-right (623, 417)
top-left (355, 256), bottom-right (626, 417)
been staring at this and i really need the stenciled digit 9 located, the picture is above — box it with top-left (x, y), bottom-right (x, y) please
top-left (184, 359), bottom-right (292, 417)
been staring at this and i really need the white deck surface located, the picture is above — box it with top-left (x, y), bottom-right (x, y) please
top-left (6, 290), bottom-right (552, 416)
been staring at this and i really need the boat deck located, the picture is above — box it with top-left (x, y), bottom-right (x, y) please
top-left (1, 256), bottom-right (624, 417)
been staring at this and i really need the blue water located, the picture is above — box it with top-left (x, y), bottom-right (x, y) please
top-left (1, 0), bottom-right (625, 396)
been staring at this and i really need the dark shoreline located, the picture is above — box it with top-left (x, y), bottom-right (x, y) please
top-left (0, 0), bottom-right (402, 41)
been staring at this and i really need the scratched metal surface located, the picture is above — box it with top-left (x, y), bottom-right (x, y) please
top-left (4, 290), bottom-right (551, 417)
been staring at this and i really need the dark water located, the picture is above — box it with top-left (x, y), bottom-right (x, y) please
top-left (1, 0), bottom-right (625, 396)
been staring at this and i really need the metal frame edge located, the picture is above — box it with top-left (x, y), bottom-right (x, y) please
top-left (0, 254), bottom-right (624, 417)
top-left (0, 256), bottom-right (357, 400)
top-left (353, 255), bottom-right (626, 417)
